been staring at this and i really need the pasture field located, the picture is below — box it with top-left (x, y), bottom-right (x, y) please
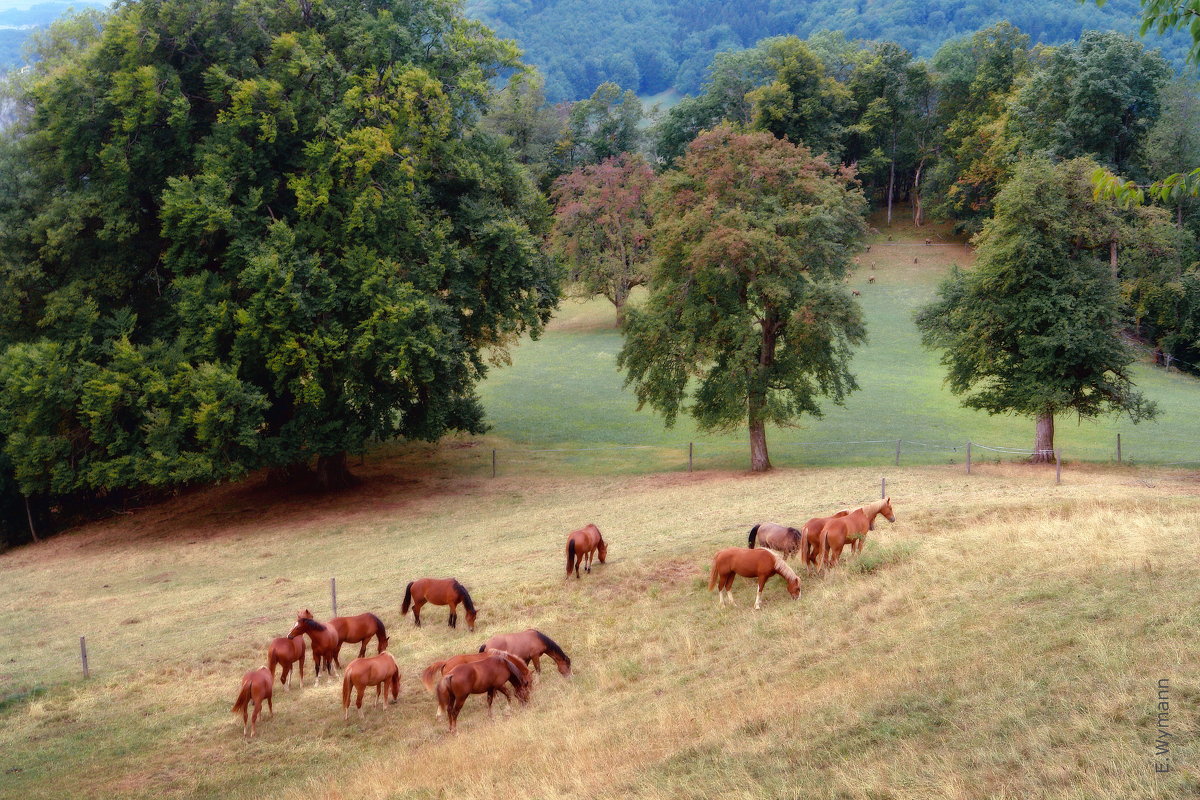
top-left (476, 218), bottom-right (1200, 474)
top-left (2, 456), bottom-right (1200, 799)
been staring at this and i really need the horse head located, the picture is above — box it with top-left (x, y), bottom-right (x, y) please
top-left (464, 606), bottom-right (478, 632)
top-left (785, 572), bottom-right (802, 599)
top-left (881, 496), bottom-right (896, 523)
top-left (597, 538), bottom-right (608, 563)
top-left (297, 608), bottom-right (314, 620)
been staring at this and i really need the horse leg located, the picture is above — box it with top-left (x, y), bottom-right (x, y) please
top-left (281, 662), bottom-right (290, 691)
top-left (448, 601), bottom-right (457, 629)
top-left (242, 703), bottom-right (249, 736)
top-left (268, 693), bottom-right (273, 717)
top-left (250, 700), bottom-right (260, 737)
top-left (358, 639), bottom-right (367, 659)
top-left (755, 575), bottom-right (767, 610)
top-left (532, 655), bottom-right (542, 673)
top-left (413, 601), bottom-right (423, 627)
top-left (356, 686), bottom-right (365, 718)
top-left (486, 688), bottom-right (495, 718)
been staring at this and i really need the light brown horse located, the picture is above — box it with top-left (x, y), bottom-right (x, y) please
top-left (421, 649), bottom-right (531, 718)
top-left (748, 522), bottom-right (806, 560)
top-left (435, 652), bottom-right (533, 733)
top-left (708, 547), bottom-right (801, 609)
top-left (299, 609), bottom-right (388, 659)
top-left (480, 629), bottom-right (572, 677)
top-left (402, 578), bottom-right (478, 631)
top-left (341, 652), bottom-right (402, 720)
top-left (266, 636), bottom-right (305, 690)
top-left (287, 614), bottom-right (342, 682)
top-left (800, 510), bottom-right (850, 569)
top-left (818, 497), bottom-right (897, 570)
top-left (231, 666), bottom-right (273, 737)
top-left (566, 523), bottom-right (607, 579)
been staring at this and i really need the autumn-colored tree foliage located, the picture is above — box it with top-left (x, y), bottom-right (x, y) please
top-left (619, 127), bottom-right (866, 471)
top-left (550, 154), bottom-right (657, 325)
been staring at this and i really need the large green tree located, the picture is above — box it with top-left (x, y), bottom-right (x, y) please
top-left (0, 0), bottom-right (559, 505)
top-left (916, 157), bottom-right (1157, 461)
top-left (619, 126), bottom-right (867, 472)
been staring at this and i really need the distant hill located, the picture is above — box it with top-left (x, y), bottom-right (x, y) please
top-left (465, 0), bottom-right (1193, 101)
top-left (0, 1), bottom-right (106, 70)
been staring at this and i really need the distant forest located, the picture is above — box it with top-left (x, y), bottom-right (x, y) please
top-left (466, 0), bottom-right (1194, 101)
top-left (0, 1), bottom-right (106, 70)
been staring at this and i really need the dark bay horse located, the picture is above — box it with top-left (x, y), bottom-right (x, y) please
top-left (267, 636), bottom-right (305, 690)
top-left (299, 609), bottom-right (388, 659)
top-left (341, 652), bottom-right (401, 720)
top-left (800, 510), bottom-right (850, 569)
top-left (436, 652), bottom-right (533, 733)
top-left (480, 629), bottom-right (571, 677)
top-left (818, 497), bottom-right (897, 570)
top-left (422, 649), bottom-right (531, 718)
top-left (748, 522), bottom-right (806, 560)
top-left (402, 578), bottom-right (478, 631)
top-left (287, 614), bottom-right (342, 682)
top-left (709, 547), bottom-right (801, 609)
top-left (566, 523), bottom-right (607, 579)
top-left (231, 666), bottom-right (273, 737)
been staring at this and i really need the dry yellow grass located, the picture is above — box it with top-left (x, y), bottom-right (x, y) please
top-left (2, 455), bottom-right (1199, 799)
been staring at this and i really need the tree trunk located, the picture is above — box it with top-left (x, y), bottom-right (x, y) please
top-left (267, 461), bottom-right (313, 486)
top-left (886, 157), bottom-right (895, 226)
top-left (912, 158), bottom-right (925, 226)
top-left (613, 282), bottom-right (628, 327)
top-left (1032, 412), bottom-right (1054, 463)
top-left (748, 415), bottom-right (771, 472)
top-left (316, 451), bottom-right (355, 490)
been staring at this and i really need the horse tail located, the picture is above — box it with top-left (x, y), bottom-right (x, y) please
top-left (534, 631), bottom-right (570, 668)
top-left (819, 528), bottom-right (829, 572)
top-left (341, 668), bottom-right (351, 710)
top-left (748, 524), bottom-right (759, 548)
top-left (437, 673), bottom-right (452, 716)
top-left (708, 556), bottom-right (720, 591)
top-left (231, 678), bottom-right (252, 714)
top-left (421, 660), bottom-right (447, 693)
top-left (368, 613), bottom-right (387, 649)
top-left (267, 646), bottom-right (278, 679)
top-left (566, 539), bottom-right (576, 577)
top-left (401, 582), bottom-right (413, 615)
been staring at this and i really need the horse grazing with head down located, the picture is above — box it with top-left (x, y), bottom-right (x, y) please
top-left (566, 523), bottom-right (607, 579)
top-left (267, 636), bottom-right (305, 690)
top-left (436, 652), bottom-right (533, 733)
top-left (818, 497), bottom-right (897, 570)
top-left (748, 523), bottom-right (806, 560)
top-left (341, 652), bottom-right (401, 720)
top-left (299, 609), bottom-right (388, 660)
top-left (421, 649), bottom-right (531, 718)
top-left (287, 613), bottom-right (342, 682)
top-left (480, 629), bottom-right (571, 678)
top-left (231, 666), bottom-right (273, 737)
top-left (402, 578), bottom-right (478, 631)
top-left (709, 547), bottom-right (801, 609)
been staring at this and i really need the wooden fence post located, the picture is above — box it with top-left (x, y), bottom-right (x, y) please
top-left (894, 439), bottom-right (901, 466)
top-left (881, 477), bottom-right (886, 499)
top-left (1116, 433), bottom-right (1122, 464)
top-left (966, 441), bottom-right (972, 474)
top-left (491, 449), bottom-right (496, 479)
top-left (330, 577), bottom-right (338, 618)
top-left (80, 636), bottom-right (89, 679)
top-left (1055, 450), bottom-right (1062, 485)
top-left (688, 442), bottom-right (693, 473)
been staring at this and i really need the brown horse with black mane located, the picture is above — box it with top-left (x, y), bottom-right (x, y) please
top-left (421, 649), bottom-right (532, 718)
top-left (402, 578), bottom-right (478, 631)
top-left (299, 609), bottom-right (388, 659)
top-left (818, 497), bottom-right (897, 570)
top-left (748, 523), bottom-right (806, 560)
top-left (287, 613), bottom-right (342, 682)
top-left (341, 652), bottom-right (401, 720)
top-left (267, 636), bottom-right (305, 690)
top-left (566, 523), bottom-right (607, 579)
top-left (480, 629), bottom-right (571, 677)
top-left (435, 652), bottom-right (533, 733)
top-left (231, 666), bottom-right (273, 737)
top-left (709, 547), bottom-right (801, 609)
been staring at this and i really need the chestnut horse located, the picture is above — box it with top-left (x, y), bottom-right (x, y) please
top-left (435, 652), bottom-right (533, 733)
top-left (708, 547), bottom-right (801, 609)
top-left (566, 523), bottom-right (607, 579)
top-left (480, 629), bottom-right (571, 677)
top-left (800, 510), bottom-right (850, 569)
top-left (421, 649), bottom-right (531, 718)
top-left (748, 523), bottom-right (806, 560)
top-left (299, 609), bottom-right (388, 659)
top-left (818, 497), bottom-right (897, 570)
top-left (402, 578), bottom-right (478, 631)
top-left (267, 636), bottom-right (305, 690)
top-left (341, 652), bottom-right (401, 720)
top-left (287, 615), bottom-right (342, 682)
top-left (231, 666), bottom-right (273, 737)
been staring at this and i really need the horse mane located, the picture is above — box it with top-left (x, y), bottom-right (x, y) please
top-left (453, 580), bottom-right (476, 613)
top-left (763, 548), bottom-right (798, 582)
top-left (299, 617), bottom-right (325, 632)
top-left (367, 612), bottom-right (387, 640)
top-left (534, 631), bottom-right (570, 666)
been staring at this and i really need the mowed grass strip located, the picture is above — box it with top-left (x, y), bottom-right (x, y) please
top-left (2, 460), bottom-right (1199, 798)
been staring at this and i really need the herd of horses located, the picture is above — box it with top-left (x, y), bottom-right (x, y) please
top-left (232, 501), bottom-right (893, 736)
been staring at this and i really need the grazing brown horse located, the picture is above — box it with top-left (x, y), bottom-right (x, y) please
top-left (266, 636), bottom-right (305, 690)
top-left (708, 547), bottom-right (801, 609)
top-left (341, 652), bottom-right (402, 720)
top-left (287, 614), bottom-right (342, 682)
top-left (402, 578), bottom-right (478, 631)
top-left (436, 652), bottom-right (533, 733)
top-left (421, 649), bottom-right (531, 718)
top-left (480, 629), bottom-right (571, 677)
top-left (748, 523), bottom-right (806, 560)
top-left (818, 497), bottom-right (897, 570)
top-left (299, 609), bottom-right (388, 659)
top-left (231, 666), bottom-right (273, 737)
top-left (566, 523), bottom-right (607, 579)
top-left (800, 510), bottom-right (850, 569)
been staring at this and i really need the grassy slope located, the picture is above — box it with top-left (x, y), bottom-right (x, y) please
top-left (1, 460), bottom-right (1199, 799)
top-left (477, 217), bottom-right (1200, 471)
